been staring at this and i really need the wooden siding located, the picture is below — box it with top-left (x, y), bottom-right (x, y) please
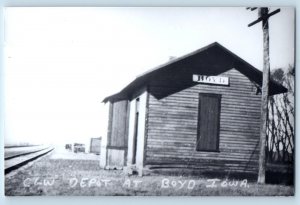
top-left (107, 100), bottom-right (129, 168)
top-left (145, 68), bottom-right (261, 175)
top-left (109, 100), bottom-right (129, 147)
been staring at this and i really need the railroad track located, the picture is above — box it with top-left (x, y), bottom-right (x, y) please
top-left (5, 146), bottom-right (54, 175)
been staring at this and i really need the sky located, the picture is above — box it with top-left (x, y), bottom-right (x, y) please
top-left (3, 7), bottom-right (295, 146)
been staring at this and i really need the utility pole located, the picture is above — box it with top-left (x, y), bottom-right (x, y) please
top-left (247, 7), bottom-right (280, 184)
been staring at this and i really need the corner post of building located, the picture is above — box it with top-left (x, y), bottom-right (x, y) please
top-left (100, 101), bottom-right (113, 169)
top-left (135, 91), bottom-right (148, 177)
top-left (124, 99), bottom-right (137, 175)
top-left (124, 90), bottom-right (148, 176)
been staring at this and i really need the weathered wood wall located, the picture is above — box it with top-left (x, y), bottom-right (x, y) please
top-left (109, 100), bottom-right (129, 147)
top-left (107, 100), bottom-right (129, 168)
top-left (145, 68), bottom-right (261, 175)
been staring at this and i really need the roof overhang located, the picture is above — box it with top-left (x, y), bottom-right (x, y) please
top-left (103, 42), bottom-right (288, 103)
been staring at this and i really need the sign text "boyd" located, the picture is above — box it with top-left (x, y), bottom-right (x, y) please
top-left (193, 74), bottom-right (229, 85)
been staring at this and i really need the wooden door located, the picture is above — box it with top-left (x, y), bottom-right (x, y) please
top-left (197, 93), bottom-right (221, 151)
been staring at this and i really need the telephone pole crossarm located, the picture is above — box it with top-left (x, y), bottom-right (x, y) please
top-left (248, 8), bottom-right (281, 27)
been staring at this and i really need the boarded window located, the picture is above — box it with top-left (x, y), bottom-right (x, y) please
top-left (197, 93), bottom-right (221, 151)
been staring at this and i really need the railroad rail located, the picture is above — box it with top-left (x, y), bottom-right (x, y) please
top-left (4, 146), bottom-right (54, 175)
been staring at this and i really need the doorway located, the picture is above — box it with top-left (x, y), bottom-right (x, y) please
top-left (132, 98), bottom-right (140, 164)
top-left (197, 93), bottom-right (221, 152)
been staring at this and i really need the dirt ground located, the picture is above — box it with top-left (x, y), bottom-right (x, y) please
top-left (49, 145), bottom-right (100, 160)
top-left (5, 147), bottom-right (294, 196)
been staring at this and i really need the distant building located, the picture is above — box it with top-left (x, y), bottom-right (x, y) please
top-left (100, 42), bottom-right (287, 177)
top-left (90, 137), bottom-right (101, 155)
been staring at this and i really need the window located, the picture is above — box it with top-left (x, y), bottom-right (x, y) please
top-left (196, 93), bottom-right (221, 152)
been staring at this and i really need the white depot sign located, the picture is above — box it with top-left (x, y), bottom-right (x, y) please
top-left (192, 74), bottom-right (229, 85)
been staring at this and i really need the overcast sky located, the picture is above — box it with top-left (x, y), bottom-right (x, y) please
top-left (4, 7), bottom-right (295, 146)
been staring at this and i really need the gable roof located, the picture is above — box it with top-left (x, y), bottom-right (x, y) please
top-left (103, 42), bottom-right (287, 103)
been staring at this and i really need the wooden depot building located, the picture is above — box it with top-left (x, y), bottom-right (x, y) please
top-left (100, 42), bottom-right (287, 177)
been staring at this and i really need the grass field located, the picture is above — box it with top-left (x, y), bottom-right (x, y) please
top-left (5, 155), bottom-right (294, 196)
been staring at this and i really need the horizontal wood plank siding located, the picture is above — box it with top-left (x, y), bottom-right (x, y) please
top-left (109, 100), bottom-right (129, 147)
top-left (145, 68), bottom-right (261, 175)
top-left (107, 100), bottom-right (129, 168)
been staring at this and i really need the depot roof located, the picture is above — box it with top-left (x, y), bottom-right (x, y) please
top-left (103, 42), bottom-right (287, 103)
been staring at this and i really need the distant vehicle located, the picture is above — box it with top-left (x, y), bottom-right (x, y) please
top-left (65, 144), bottom-right (72, 151)
top-left (73, 143), bottom-right (85, 153)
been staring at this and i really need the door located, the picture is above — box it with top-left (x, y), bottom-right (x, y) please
top-left (197, 93), bottom-right (221, 152)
